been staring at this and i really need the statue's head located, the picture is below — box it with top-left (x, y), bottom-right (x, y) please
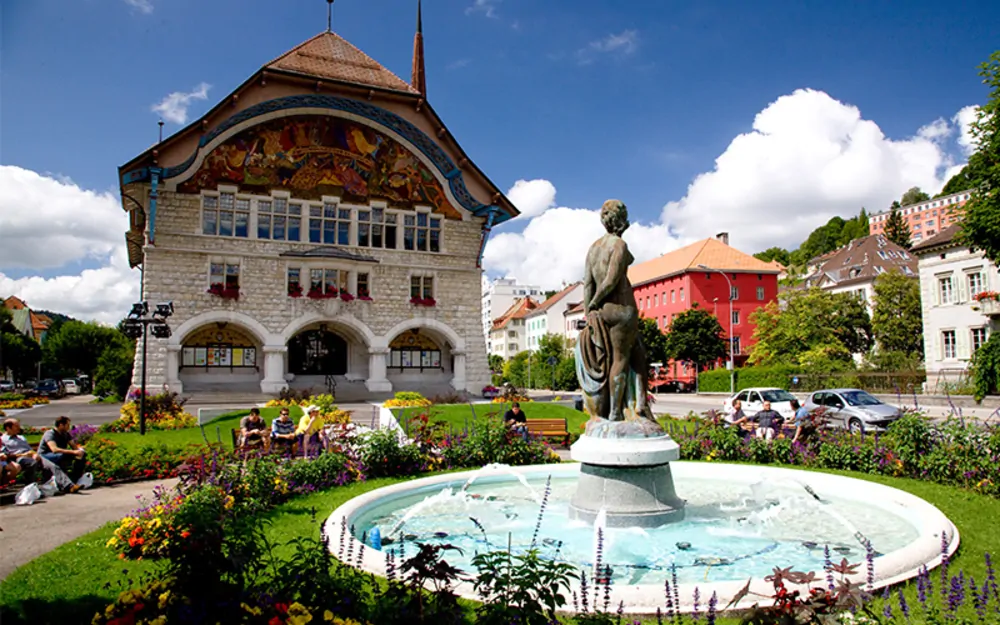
top-left (600, 199), bottom-right (629, 236)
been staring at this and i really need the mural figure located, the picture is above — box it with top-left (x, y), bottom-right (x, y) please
top-left (179, 116), bottom-right (461, 219)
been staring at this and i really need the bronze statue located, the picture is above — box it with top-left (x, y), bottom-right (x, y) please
top-left (577, 199), bottom-right (655, 426)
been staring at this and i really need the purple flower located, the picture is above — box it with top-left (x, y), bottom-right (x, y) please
top-left (948, 573), bottom-right (966, 613)
top-left (706, 591), bottom-right (718, 625)
top-left (897, 586), bottom-right (910, 619)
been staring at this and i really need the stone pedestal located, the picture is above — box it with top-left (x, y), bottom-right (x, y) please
top-left (365, 349), bottom-right (392, 393)
top-left (568, 421), bottom-right (685, 528)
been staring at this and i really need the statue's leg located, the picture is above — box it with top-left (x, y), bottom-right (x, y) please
top-left (631, 340), bottom-right (649, 412)
top-left (607, 324), bottom-right (630, 421)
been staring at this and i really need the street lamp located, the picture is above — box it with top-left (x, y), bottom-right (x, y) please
top-left (697, 264), bottom-right (735, 394)
top-left (121, 301), bottom-right (173, 435)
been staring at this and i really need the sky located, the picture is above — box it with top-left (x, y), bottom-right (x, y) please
top-left (1, 0), bottom-right (998, 323)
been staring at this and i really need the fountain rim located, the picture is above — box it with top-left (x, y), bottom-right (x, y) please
top-left (326, 461), bottom-right (959, 614)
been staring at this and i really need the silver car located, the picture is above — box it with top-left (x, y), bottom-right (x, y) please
top-left (804, 388), bottom-right (902, 433)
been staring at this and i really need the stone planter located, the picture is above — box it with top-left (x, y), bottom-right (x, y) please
top-left (974, 298), bottom-right (1000, 317)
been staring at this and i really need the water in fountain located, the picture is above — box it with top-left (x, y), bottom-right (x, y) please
top-left (460, 463), bottom-right (541, 504)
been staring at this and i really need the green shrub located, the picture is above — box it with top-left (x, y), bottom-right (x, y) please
top-left (698, 364), bottom-right (798, 392)
top-left (358, 429), bottom-right (426, 478)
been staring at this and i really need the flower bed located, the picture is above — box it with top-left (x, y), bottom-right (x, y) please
top-left (100, 391), bottom-right (197, 433)
top-left (0, 396), bottom-right (50, 409)
top-left (383, 391), bottom-right (432, 408)
top-left (85, 438), bottom-right (195, 484)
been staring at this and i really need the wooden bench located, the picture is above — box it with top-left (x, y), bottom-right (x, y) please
top-left (230, 428), bottom-right (266, 452)
top-left (525, 418), bottom-right (570, 448)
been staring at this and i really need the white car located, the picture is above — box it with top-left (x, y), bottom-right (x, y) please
top-left (723, 387), bottom-right (799, 420)
top-left (62, 379), bottom-right (81, 395)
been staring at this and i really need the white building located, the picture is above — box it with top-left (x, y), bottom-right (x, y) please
top-left (524, 282), bottom-right (583, 351)
top-left (489, 297), bottom-right (538, 360)
top-left (481, 277), bottom-right (542, 350)
top-left (912, 225), bottom-right (998, 392)
top-left (803, 235), bottom-right (918, 314)
top-left (563, 301), bottom-right (585, 347)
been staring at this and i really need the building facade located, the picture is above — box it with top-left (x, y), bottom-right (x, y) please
top-left (489, 298), bottom-right (538, 359)
top-left (524, 282), bottom-right (583, 352)
top-left (3, 296), bottom-right (51, 343)
top-left (869, 190), bottom-right (970, 243)
top-left (117, 18), bottom-right (518, 397)
top-left (912, 225), bottom-right (998, 392)
top-left (627, 234), bottom-right (780, 384)
top-left (802, 235), bottom-right (918, 314)
top-left (562, 302), bottom-right (585, 347)
top-left (481, 277), bottom-right (542, 351)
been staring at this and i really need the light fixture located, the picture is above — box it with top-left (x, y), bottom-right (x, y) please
top-left (121, 319), bottom-right (143, 339)
top-left (150, 323), bottom-right (172, 339)
top-left (153, 302), bottom-right (174, 319)
top-left (129, 302), bottom-right (148, 319)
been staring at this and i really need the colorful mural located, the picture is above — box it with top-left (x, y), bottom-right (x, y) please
top-left (179, 115), bottom-right (461, 219)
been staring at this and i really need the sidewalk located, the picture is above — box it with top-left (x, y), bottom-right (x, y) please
top-left (0, 478), bottom-right (179, 581)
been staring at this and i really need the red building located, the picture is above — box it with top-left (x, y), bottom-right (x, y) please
top-left (869, 189), bottom-right (970, 244)
top-left (627, 234), bottom-right (780, 385)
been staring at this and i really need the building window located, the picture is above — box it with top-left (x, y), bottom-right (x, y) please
top-left (680, 288), bottom-right (685, 302)
top-left (403, 212), bottom-right (441, 252)
top-left (671, 290), bottom-right (676, 303)
top-left (646, 296), bottom-right (650, 309)
top-left (654, 294), bottom-right (659, 307)
top-left (968, 271), bottom-right (984, 297)
top-left (938, 276), bottom-right (954, 304)
top-left (731, 310), bottom-right (740, 325)
top-left (202, 192), bottom-right (249, 237)
top-left (209, 261), bottom-right (240, 290)
top-left (308, 268), bottom-right (347, 296)
top-left (756, 286), bottom-right (765, 301)
top-left (942, 330), bottom-right (957, 359)
top-left (287, 267), bottom-right (302, 297)
top-left (972, 327), bottom-right (989, 352)
top-left (508, 343), bottom-right (517, 352)
top-left (730, 286), bottom-right (739, 300)
top-left (358, 208), bottom-right (399, 249)
top-left (310, 204), bottom-right (351, 245)
top-left (731, 336), bottom-right (741, 355)
top-left (258, 198), bottom-right (301, 241)
top-left (357, 272), bottom-right (370, 298)
top-left (411, 275), bottom-right (435, 300)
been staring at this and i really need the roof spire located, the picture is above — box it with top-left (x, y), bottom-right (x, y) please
top-left (326, 0), bottom-right (334, 32)
top-left (411, 0), bottom-right (426, 95)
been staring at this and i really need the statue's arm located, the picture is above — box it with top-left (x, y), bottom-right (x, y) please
top-left (589, 240), bottom-right (625, 311)
top-left (583, 251), bottom-right (595, 311)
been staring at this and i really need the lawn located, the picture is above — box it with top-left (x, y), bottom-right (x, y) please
top-left (2, 467), bottom-right (999, 624)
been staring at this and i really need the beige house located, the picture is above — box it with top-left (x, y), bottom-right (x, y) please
top-left (489, 298), bottom-right (539, 360)
top-left (116, 16), bottom-right (518, 397)
top-left (803, 235), bottom-right (918, 314)
top-left (524, 282), bottom-right (583, 352)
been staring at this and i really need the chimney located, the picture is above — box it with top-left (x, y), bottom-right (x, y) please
top-left (716, 232), bottom-right (729, 245)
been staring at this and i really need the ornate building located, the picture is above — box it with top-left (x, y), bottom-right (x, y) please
top-left (117, 10), bottom-right (518, 397)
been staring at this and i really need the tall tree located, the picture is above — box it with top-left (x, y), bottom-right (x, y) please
top-left (0, 331), bottom-right (41, 383)
top-left (871, 270), bottom-right (923, 357)
top-left (936, 165), bottom-right (971, 198)
top-left (638, 316), bottom-right (668, 368)
top-left (753, 247), bottom-right (791, 267)
top-left (900, 186), bottom-right (931, 206)
top-left (749, 288), bottom-right (872, 367)
top-left (959, 51), bottom-right (1000, 265)
top-left (883, 205), bottom-right (912, 249)
top-left (663, 305), bottom-right (727, 374)
top-left (42, 320), bottom-right (129, 379)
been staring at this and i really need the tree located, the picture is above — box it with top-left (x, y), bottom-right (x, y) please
top-left (753, 247), bottom-right (791, 267)
top-left (936, 165), bottom-right (971, 198)
top-left (638, 316), bottom-right (668, 368)
top-left (42, 320), bottom-right (130, 379)
top-left (0, 331), bottom-right (41, 383)
top-left (663, 305), bottom-right (727, 373)
top-left (883, 205), bottom-right (912, 249)
top-left (959, 51), bottom-right (1000, 265)
top-left (900, 186), bottom-right (930, 206)
top-left (544, 290), bottom-right (558, 301)
top-left (94, 339), bottom-right (135, 399)
top-left (749, 288), bottom-right (872, 367)
top-left (970, 333), bottom-right (1000, 401)
top-left (871, 270), bottom-right (923, 357)
top-left (488, 353), bottom-right (504, 374)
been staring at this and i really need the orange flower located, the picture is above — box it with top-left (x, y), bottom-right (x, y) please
top-left (181, 531), bottom-right (190, 539)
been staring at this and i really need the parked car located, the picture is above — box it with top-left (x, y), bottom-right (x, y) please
top-left (724, 387), bottom-right (799, 420)
top-left (35, 379), bottom-right (65, 398)
top-left (62, 379), bottom-right (81, 395)
top-left (803, 388), bottom-right (902, 434)
top-left (0, 380), bottom-right (14, 393)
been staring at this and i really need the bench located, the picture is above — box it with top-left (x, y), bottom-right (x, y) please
top-left (230, 428), bottom-right (266, 452)
top-left (525, 418), bottom-right (570, 447)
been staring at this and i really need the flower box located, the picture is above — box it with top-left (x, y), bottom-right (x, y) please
top-left (978, 298), bottom-right (1000, 317)
top-left (339, 292), bottom-right (355, 302)
top-left (307, 289), bottom-right (338, 300)
top-left (206, 284), bottom-right (240, 300)
top-left (288, 284), bottom-right (303, 298)
top-left (358, 295), bottom-right (373, 302)
top-left (410, 297), bottom-right (437, 307)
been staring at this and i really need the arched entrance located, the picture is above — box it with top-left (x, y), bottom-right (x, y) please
top-left (288, 328), bottom-right (348, 376)
top-left (177, 323), bottom-right (263, 391)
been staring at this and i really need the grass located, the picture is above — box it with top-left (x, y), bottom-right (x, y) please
top-left (1, 466), bottom-right (998, 624)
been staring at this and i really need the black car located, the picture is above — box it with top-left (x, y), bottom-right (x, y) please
top-left (35, 379), bottom-right (65, 398)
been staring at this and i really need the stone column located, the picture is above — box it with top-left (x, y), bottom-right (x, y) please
top-left (451, 349), bottom-right (467, 392)
top-left (365, 348), bottom-right (392, 393)
top-left (165, 345), bottom-right (183, 394)
top-left (260, 346), bottom-right (288, 394)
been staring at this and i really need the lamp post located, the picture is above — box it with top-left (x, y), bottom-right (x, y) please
top-left (697, 264), bottom-right (735, 394)
top-left (121, 301), bottom-right (173, 435)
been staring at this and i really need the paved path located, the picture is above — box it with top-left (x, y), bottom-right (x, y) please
top-left (0, 478), bottom-right (179, 581)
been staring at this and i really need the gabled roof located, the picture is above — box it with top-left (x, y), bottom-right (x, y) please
top-left (491, 297), bottom-right (539, 331)
top-left (563, 301), bottom-right (584, 316)
top-left (628, 237), bottom-right (779, 287)
top-left (3, 296), bottom-right (27, 310)
top-left (525, 282), bottom-right (582, 318)
top-left (911, 224), bottom-right (963, 254)
top-left (803, 235), bottom-right (917, 287)
top-left (265, 31), bottom-right (419, 95)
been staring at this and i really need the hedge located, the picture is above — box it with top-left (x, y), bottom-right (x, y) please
top-left (697, 365), bottom-right (799, 392)
top-left (698, 365), bottom-right (926, 394)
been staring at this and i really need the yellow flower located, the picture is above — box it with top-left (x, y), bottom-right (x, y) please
top-left (157, 590), bottom-right (172, 609)
top-left (240, 602), bottom-right (262, 616)
top-left (323, 611), bottom-right (334, 622)
top-left (148, 616), bottom-right (167, 625)
top-left (287, 602), bottom-right (313, 625)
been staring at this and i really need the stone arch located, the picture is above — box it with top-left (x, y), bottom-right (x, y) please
top-left (169, 310), bottom-right (274, 347)
top-left (280, 312), bottom-right (375, 349)
top-left (380, 318), bottom-right (465, 352)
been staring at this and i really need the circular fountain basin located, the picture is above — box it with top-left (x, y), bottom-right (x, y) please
top-left (326, 462), bottom-right (958, 613)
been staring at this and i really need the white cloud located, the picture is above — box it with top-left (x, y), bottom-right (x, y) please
top-left (446, 59), bottom-right (472, 70)
top-left (577, 30), bottom-right (639, 64)
top-left (465, 0), bottom-right (500, 18)
top-left (953, 105), bottom-right (979, 156)
top-left (485, 89), bottom-right (977, 287)
top-left (0, 167), bottom-right (139, 324)
top-left (151, 82), bottom-right (211, 125)
top-left (124, 0), bottom-right (153, 14)
top-left (0, 166), bottom-right (126, 269)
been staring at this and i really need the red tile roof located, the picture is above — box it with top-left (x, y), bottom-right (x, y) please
top-left (628, 238), bottom-right (779, 287)
top-left (526, 282), bottom-right (582, 316)
top-left (491, 297), bottom-right (539, 330)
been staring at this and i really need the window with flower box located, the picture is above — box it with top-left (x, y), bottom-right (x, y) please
top-left (410, 275), bottom-right (435, 306)
top-left (403, 212), bottom-right (441, 252)
top-left (309, 203), bottom-right (351, 246)
top-left (357, 208), bottom-right (398, 249)
top-left (202, 192), bottom-right (249, 238)
top-left (258, 198), bottom-right (302, 241)
top-left (207, 260), bottom-right (240, 299)
top-left (307, 268), bottom-right (348, 299)
top-left (357, 272), bottom-right (371, 300)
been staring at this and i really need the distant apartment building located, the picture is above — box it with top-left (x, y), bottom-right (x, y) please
top-left (627, 233), bottom-right (780, 384)
top-left (481, 277), bottom-right (543, 351)
top-left (802, 235), bottom-right (918, 313)
top-left (911, 225), bottom-right (998, 393)
top-left (489, 297), bottom-right (539, 360)
top-left (869, 190), bottom-right (971, 243)
top-left (524, 282), bottom-right (583, 352)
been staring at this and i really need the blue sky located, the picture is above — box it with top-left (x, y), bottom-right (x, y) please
top-left (1, 0), bottom-right (998, 320)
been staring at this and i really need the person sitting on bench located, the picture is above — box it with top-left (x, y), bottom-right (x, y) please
top-left (239, 408), bottom-right (271, 451)
top-left (271, 408), bottom-right (298, 455)
top-left (40, 416), bottom-right (87, 489)
top-left (503, 402), bottom-right (529, 439)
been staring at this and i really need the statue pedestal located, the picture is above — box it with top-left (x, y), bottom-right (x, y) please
top-left (568, 422), bottom-right (685, 528)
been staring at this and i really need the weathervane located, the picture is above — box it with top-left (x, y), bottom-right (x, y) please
top-left (326, 0), bottom-right (335, 32)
